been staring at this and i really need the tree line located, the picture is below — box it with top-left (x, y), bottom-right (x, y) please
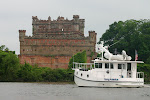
top-left (0, 45), bottom-right (73, 82)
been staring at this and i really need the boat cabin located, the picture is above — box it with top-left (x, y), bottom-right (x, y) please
top-left (73, 59), bottom-right (144, 80)
top-left (93, 60), bottom-right (144, 79)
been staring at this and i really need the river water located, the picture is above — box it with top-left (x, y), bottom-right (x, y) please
top-left (0, 82), bottom-right (150, 100)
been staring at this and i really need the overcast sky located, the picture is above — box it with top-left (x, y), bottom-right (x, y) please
top-left (0, 0), bottom-right (150, 54)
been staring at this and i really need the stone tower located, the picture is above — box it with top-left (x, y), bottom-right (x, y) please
top-left (19, 15), bottom-right (97, 69)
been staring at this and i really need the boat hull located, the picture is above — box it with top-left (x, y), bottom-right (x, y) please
top-left (74, 75), bottom-right (144, 88)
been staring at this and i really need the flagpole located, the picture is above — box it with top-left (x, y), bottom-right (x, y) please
top-left (135, 50), bottom-right (138, 61)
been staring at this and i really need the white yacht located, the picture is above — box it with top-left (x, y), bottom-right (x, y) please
top-left (72, 41), bottom-right (144, 87)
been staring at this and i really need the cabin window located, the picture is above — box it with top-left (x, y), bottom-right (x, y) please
top-left (127, 63), bottom-right (131, 71)
top-left (99, 63), bottom-right (102, 68)
top-left (118, 64), bottom-right (126, 69)
top-left (105, 63), bottom-right (109, 69)
top-left (123, 64), bottom-right (126, 69)
top-left (95, 63), bottom-right (102, 68)
top-left (110, 63), bottom-right (114, 69)
top-left (118, 64), bottom-right (122, 69)
top-left (95, 63), bottom-right (98, 68)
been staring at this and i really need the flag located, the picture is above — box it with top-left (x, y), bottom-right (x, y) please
top-left (135, 50), bottom-right (138, 61)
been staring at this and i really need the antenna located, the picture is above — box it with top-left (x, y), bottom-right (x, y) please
top-left (108, 36), bottom-right (125, 48)
top-left (73, 55), bottom-right (74, 68)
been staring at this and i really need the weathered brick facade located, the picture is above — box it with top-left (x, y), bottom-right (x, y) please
top-left (19, 15), bottom-right (97, 69)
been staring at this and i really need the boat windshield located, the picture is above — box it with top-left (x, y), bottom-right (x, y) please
top-left (95, 63), bottom-right (114, 69)
top-left (95, 63), bottom-right (102, 68)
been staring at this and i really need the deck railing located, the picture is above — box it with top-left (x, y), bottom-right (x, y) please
top-left (72, 62), bottom-right (94, 70)
top-left (136, 72), bottom-right (144, 78)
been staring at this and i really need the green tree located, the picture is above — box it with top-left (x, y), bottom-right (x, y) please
top-left (0, 51), bottom-right (20, 81)
top-left (100, 19), bottom-right (150, 82)
top-left (100, 19), bottom-right (150, 62)
top-left (17, 63), bottom-right (45, 82)
top-left (0, 45), bottom-right (6, 51)
top-left (68, 50), bottom-right (87, 69)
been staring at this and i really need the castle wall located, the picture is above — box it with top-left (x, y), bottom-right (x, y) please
top-left (20, 39), bottom-right (95, 56)
top-left (19, 15), bottom-right (97, 69)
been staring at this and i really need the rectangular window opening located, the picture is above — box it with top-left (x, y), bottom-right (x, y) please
top-left (95, 63), bottom-right (102, 68)
top-left (110, 63), bottom-right (113, 69)
top-left (123, 64), bottom-right (126, 69)
top-left (118, 64), bottom-right (122, 69)
top-left (118, 64), bottom-right (126, 69)
top-left (105, 63), bottom-right (109, 69)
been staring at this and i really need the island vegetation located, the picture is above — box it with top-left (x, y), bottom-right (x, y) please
top-left (0, 19), bottom-right (150, 82)
top-left (0, 45), bottom-right (74, 82)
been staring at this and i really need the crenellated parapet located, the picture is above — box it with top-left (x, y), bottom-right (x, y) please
top-left (89, 31), bottom-right (97, 41)
top-left (19, 30), bottom-right (26, 42)
top-left (73, 15), bottom-right (79, 19)
top-left (25, 33), bottom-right (84, 39)
top-left (19, 30), bottom-right (26, 33)
top-left (57, 16), bottom-right (65, 21)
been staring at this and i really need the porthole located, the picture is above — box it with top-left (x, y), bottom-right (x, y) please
top-left (81, 73), bottom-right (82, 77)
top-left (87, 74), bottom-right (89, 78)
top-left (106, 70), bottom-right (109, 74)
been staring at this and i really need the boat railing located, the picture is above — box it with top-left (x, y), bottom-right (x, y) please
top-left (136, 72), bottom-right (144, 78)
top-left (72, 62), bottom-right (94, 70)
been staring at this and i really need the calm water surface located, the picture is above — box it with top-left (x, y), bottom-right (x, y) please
top-left (0, 82), bottom-right (150, 100)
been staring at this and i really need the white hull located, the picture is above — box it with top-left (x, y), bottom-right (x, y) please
top-left (74, 75), bottom-right (144, 88)
top-left (72, 41), bottom-right (144, 88)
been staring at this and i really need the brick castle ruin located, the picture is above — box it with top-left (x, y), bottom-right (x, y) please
top-left (19, 15), bottom-right (97, 69)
